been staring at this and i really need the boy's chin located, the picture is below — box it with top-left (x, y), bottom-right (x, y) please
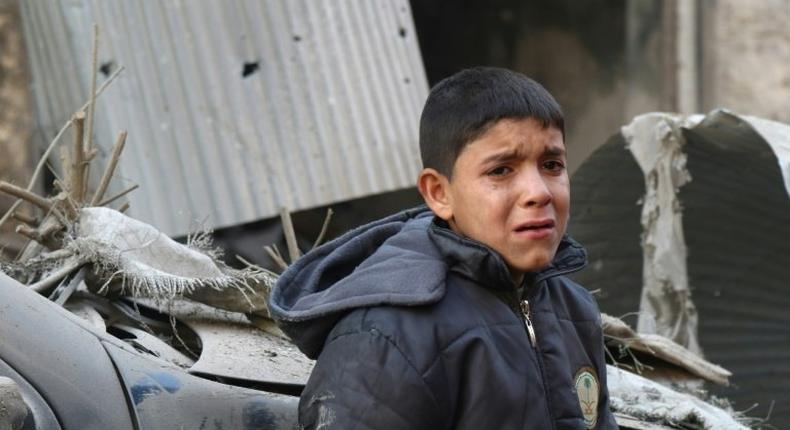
top-left (508, 253), bottom-right (555, 275)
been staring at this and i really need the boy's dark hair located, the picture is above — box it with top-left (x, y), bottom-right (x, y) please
top-left (419, 67), bottom-right (565, 177)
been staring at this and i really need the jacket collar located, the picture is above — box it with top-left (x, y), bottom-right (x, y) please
top-left (427, 217), bottom-right (587, 291)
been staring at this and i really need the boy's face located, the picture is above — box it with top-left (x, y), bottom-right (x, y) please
top-left (429, 117), bottom-right (569, 283)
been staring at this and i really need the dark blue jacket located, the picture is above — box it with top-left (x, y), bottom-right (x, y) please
top-left (269, 207), bottom-right (616, 429)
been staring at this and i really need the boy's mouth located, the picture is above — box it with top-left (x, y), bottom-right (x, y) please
top-left (513, 219), bottom-right (555, 238)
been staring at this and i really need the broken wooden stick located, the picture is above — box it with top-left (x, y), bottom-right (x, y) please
top-left (312, 208), bottom-right (334, 249)
top-left (71, 111), bottom-right (87, 202)
top-left (0, 182), bottom-right (53, 212)
top-left (11, 211), bottom-right (37, 225)
top-left (264, 244), bottom-right (289, 271)
top-left (14, 222), bottom-right (61, 249)
top-left (279, 207), bottom-right (300, 264)
top-left (0, 64), bottom-right (124, 231)
top-left (82, 24), bottom-right (100, 199)
top-left (90, 130), bottom-right (127, 206)
top-left (97, 183), bottom-right (139, 207)
top-left (15, 225), bottom-right (44, 243)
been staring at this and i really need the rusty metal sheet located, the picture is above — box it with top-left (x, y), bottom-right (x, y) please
top-left (20, 0), bottom-right (428, 236)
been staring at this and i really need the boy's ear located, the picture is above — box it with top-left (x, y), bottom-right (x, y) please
top-left (417, 168), bottom-right (453, 221)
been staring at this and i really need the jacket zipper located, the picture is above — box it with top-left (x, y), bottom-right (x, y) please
top-left (520, 300), bottom-right (537, 347)
top-left (514, 286), bottom-right (558, 430)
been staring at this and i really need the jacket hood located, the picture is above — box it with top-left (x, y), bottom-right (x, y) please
top-left (268, 206), bottom-right (445, 358)
top-left (269, 206), bottom-right (587, 359)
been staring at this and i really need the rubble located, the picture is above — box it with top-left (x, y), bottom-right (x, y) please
top-left (602, 313), bottom-right (730, 386)
top-left (0, 54), bottom-right (773, 428)
top-left (608, 365), bottom-right (748, 429)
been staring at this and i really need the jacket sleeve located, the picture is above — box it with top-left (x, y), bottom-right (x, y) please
top-left (595, 316), bottom-right (618, 429)
top-left (299, 328), bottom-right (443, 430)
top-left (596, 366), bottom-right (618, 429)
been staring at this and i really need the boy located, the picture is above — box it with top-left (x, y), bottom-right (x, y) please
top-left (269, 67), bottom-right (616, 429)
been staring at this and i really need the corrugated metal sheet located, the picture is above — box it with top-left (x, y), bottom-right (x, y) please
top-left (570, 110), bottom-right (790, 424)
top-left (20, 0), bottom-right (429, 235)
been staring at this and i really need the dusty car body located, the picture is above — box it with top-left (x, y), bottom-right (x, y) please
top-left (0, 271), bottom-right (299, 430)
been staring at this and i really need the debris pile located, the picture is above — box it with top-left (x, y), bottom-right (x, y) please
top-left (0, 35), bottom-right (309, 396)
top-left (602, 314), bottom-right (752, 429)
top-left (571, 109), bottom-right (790, 426)
top-left (0, 33), bottom-right (773, 427)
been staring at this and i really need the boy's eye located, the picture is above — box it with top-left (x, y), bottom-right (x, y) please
top-left (487, 166), bottom-right (512, 177)
top-left (542, 160), bottom-right (565, 172)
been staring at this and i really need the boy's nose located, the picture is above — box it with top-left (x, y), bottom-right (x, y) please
top-left (517, 169), bottom-right (552, 208)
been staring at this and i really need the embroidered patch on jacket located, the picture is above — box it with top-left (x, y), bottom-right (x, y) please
top-left (574, 367), bottom-right (599, 429)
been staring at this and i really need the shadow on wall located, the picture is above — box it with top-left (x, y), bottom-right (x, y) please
top-left (410, 0), bottom-right (669, 174)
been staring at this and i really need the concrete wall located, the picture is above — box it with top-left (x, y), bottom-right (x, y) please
top-left (0, 0), bottom-right (34, 256)
top-left (701, 0), bottom-right (790, 121)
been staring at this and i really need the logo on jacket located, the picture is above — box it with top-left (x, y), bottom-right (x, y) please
top-left (574, 367), bottom-right (599, 429)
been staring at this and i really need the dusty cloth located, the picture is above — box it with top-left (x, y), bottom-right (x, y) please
top-left (72, 207), bottom-right (274, 314)
top-left (269, 206), bottom-right (616, 429)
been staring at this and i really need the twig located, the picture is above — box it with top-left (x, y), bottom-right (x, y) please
top-left (98, 183), bottom-right (139, 206)
top-left (11, 211), bottom-right (37, 225)
top-left (15, 221), bottom-right (61, 244)
top-left (15, 225), bottom-right (43, 243)
top-left (71, 111), bottom-right (86, 202)
top-left (279, 207), bottom-right (301, 263)
top-left (58, 146), bottom-right (72, 193)
top-left (90, 130), bottom-right (127, 205)
top-left (52, 191), bottom-right (79, 221)
top-left (264, 245), bottom-right (288, 271)
top-left (271, 243), bottom-right (285, 262)
top-left (235, 254), bottom-right (262, 270)
top-left (28, 259), bottom-right (84, 294)
top-left (311, 208), bottom-right (334, 249)
top-left (82, 24), bottom-right (100, 199)
top-left (28, 249), bottom-right (73, 264)
top-left (0, 64), bottom-right (124, 232)
top-left (0, 182), bottom-right (53, 212)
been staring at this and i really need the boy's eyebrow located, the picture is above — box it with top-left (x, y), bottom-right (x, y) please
top-left (480, 149), bottom-right (523, 165)
top-left (543, 145), bottom-right (566, 157)
top-left (480, 145), bottom-right (566, 165)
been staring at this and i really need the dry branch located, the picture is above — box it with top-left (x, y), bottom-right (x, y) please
top-left (312, 208), bottom-right (334, 249)
top-left (98, 184), bottom-right (139, 207)
top-left (15, 225), bottom-right (42, 243)
top-left (0, 64), bottom-right (124, 232)
top-left (264, 244), bottom-right (288, 271)
top-left (0, 182), bottom-right (53, 212)
top-left (58, 146), bottom-right (72, 194)
top-left (91, 130), bottom-right (127, 206)
top-left (279, 207), bottom-right (300, 264)
top-left (82, 24), bottom-right (100, 199)
top-left (15, 217), bottom-right (63, 249)
top-left (11, 211), bottom-right (37, 226)
top-left (71, 111), bottom-right (86, 202)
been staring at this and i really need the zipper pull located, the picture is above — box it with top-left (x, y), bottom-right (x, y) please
top-left (520, 300), bottom-right (537, 347)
